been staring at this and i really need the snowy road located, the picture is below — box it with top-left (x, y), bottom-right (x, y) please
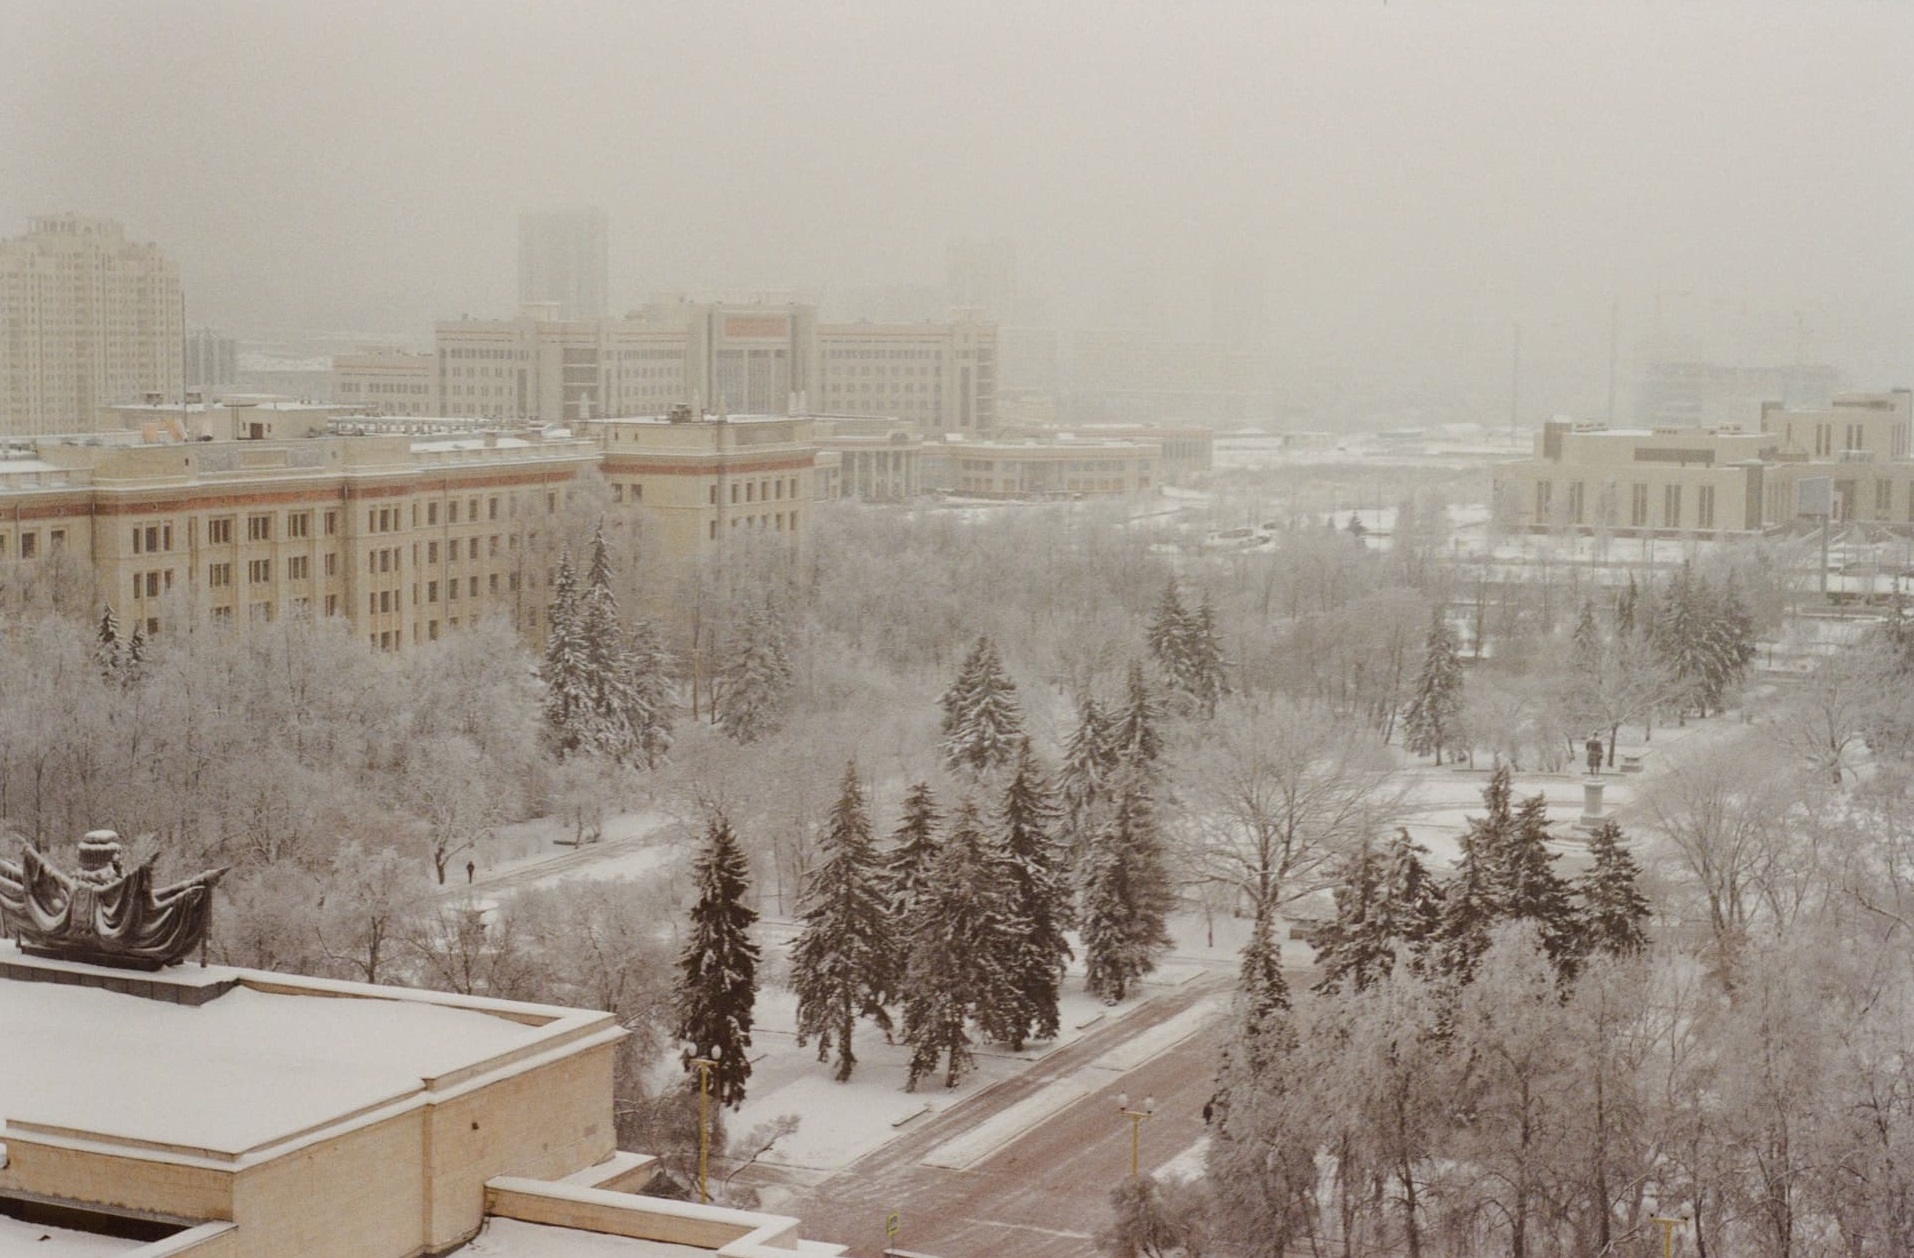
top-left (770, 974), bottom-right (1229, 1258)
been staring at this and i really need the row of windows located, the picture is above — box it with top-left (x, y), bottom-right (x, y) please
top-left (0, 529), bottom-right (63, 559)
top-left (1538, 480), bottom-right (1719, 531)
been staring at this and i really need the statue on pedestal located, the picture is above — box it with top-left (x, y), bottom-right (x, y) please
top-left (0, 831), bottom-right (229, 970)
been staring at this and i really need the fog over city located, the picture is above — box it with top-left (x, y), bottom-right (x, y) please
top-left (5, 1), bottom-right (1911, 417)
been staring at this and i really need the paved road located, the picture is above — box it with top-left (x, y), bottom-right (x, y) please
top-left (775, 974), bottom-right (1229, 1258)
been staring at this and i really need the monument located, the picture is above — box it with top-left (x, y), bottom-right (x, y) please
top-left (0, 830), bottom-right (227, 969)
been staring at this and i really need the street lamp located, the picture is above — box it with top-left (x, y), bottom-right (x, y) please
top-left (1116, 1092), bottom-right (1155, 1179)
top-left (689, 1057), bottom-right (718, 1204)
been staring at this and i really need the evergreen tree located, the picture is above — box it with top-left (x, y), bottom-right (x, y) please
top-left (1402, 610), bottom-right (1465, 763)
top-left (1436, 766), bottom-right (1515, 982)
top-left (1146, 578), bottom-right (1191, 681)
top-left (1112, 660), bottom-right (1164, 771)
top-left (1577, 820), bottom-right (1651, 958)
top-left (1207, 902), bottom-right (1291, 1130)
top-left (578, 524), bottom-right (646, 759)
top-left (878, 782), bottom-right (941, 1010)
top-left (1058, 695), bottom-right (1118, 872)
top-left (1499, 791), bottom-right (1580, 977)
top-left (714, 601), bottom-right (793, 744)
top-left (791, 763), bottom-right (893, 1081)
top-left (992, 739), bottom-right (1071, 1048)
top-left (674, 811), bottom-right (760, 1109)
top-left (94, 604), bottom-right (121, 681)
top-left (1312, 842), bottom-right (1386, 995)
top-left (1616, 573), bottom-right (1639, 639)
top-left (938, 636), bottom-right (1025, 776)
top-left (1185, 592), bottom-right (1228, 717)
top-left (625, 615), bottom-right (676, 768)
top-left (123, 622), bottom-right (146, 687)
top-left (902, 800), bottom-right (1015, 1090)
top-left (1082, 770), bottom-right (1176, 1003)
top-left (541, 551), bottom-right (595, 754)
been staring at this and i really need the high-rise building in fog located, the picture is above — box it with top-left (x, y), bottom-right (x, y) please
top-left (185, 327), bottom-right (238, 393)
top-left (517, 208), bottom-right (608, 321)
top-left (0, 214), bottom-right (182, 436)
top-left (945, 236), bottom-right (1018, 320)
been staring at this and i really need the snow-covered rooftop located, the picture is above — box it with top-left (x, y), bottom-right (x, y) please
top-left (0, 1213), bottom-right (142, 1258)
top-left (456, 1219), bottom-right (709, 1258)
top-left (0, 953), bottom-right (561, 1157)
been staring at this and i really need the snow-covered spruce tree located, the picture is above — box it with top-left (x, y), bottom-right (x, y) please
top-left (791, 762), bottom-right (893, 1081)
top-left (1500, 790), bottom-right (1581, 979)
top-left (123, 621), bottom-right (147, 687)
top-left (1377, 828), bottom-right (1445, 966)
top-left (1435, 766), bottom-right (1513, 983)
top-left (902, 800), bottom-right (1015, 1090)
top-left (992, 738), bottom-right (1071, 1048)
top-left (1185, 591), bottom-right (1228, 718)
top-left (1058, 694), bottom-right (1118, 874)
top-left (541, 550), bottom-right (596, 755)
top-left (1402, 609), bottom-right (1464, 763)
top-left (877, 782), bottom-right (940, 1012)
top-left (1577, 819), bottom-right (1650, 958)
top-left (1081, 769), bottom-right (1175, 1003)
top-left (1112, 660), bottom-right (1164, 772)
top-left (674, 811), bottom-right (760, 1109)
top-left (938, 636), bottom-right (1025, 777)
top-left (1146, 577), bottom-right (1191, 684)
top-left (94, 604), bottom-right (121, 681)
top-left (624, 615), bottom-right (676, 768)
top-left (1311, 842), bottom-right (1387, 996)
top-left (714, 600), bottom-right (793, 745)
top-left (578, 525), bottom-right (647, 761)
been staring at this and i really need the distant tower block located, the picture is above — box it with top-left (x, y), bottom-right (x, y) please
top-left (518, 207), bottom-right (608, 321)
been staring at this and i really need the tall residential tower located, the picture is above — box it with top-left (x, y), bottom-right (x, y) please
top-left (517, 207), bottom-right (608, 321)
top-left (0, 215), bottom-right (183, 437)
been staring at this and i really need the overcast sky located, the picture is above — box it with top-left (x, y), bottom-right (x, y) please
top-left (3, 1), bottom-right (1909, 413)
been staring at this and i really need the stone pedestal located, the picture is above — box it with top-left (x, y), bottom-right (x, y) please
top-left (1579, 777), bottom-right (1606, 827)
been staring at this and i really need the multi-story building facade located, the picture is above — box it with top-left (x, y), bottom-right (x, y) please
top-left (815, 317), bottom-right (995, 434)
top-left (585, 409), bottom-right (816, 569)
top-left (332, 349), bottom-right (437, 416)
top-left (811, 415), bottom-right (924, 501)
top-left (1492, 391), bottom-right (1914, 536)
top-left (518, 207), bottom-right (608, 321)
top-left (1, 425), bottom-right (599, 649)
top-left (0, 215), bottom-right (183, 437)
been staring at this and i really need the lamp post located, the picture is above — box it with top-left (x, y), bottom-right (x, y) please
top-left (1116, 1092), bottom-right (1155, 1179)
top-left (690, 1057), bottom-right (717, 1204)
top-left (1651, 1215), bottom-right (1685, 1258)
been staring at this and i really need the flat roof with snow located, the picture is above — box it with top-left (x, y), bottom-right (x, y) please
top-left (457, 1219), bottom-right (710, 1258)
top-left (0, 945), bottom-right (612, 1160)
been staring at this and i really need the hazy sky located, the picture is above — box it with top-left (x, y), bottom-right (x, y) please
top-left (3, 1), bottom-right (1910, 413)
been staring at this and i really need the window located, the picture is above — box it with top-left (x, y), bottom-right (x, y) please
top-left (488, 497), bottom-right (499, 520)
top-left (428, 502), bottom-right (440, 526)
top-left (1630, 483), bottom-right (1649, 528)
top-left (19, 532), bottom-right (37, 559)
top-left (208, 562), bottom-right (232, 588)
top-left (709, 485), bottom-right (718, 505)
top-left (324, 552), bottom-right (337, 577)
top-left (632, 483), bottom-right (643, 502)
top-left (248, 514), bottom-right (272, 542)
top-left (249, 559), bottom-right (272, 584)
top-left (1567, 481), bottom-right (1585, 525)
top-left (489, 573), bottom-right (499, 594)
top-left (380, 590), bottom-right (393, 613)
top-left (468, 538), bottom-right (479, 560)
top-left (250, 601), bottom-right (273, 623)
top-left (325, 594), bottom-right (339, 617)
top-left (1663, 483), bottom-right (1682, 529)
top-left (49, 529), bottom-right (65, 550)
top-left (1533, 482), bottom-right (1552, 520)
top-left (612, 484), bottom-right (623, 504)
top-left (469, 576), bottom-right (478, 597)
top-left (427, 581), bottom-right (439, 603)
top-left (469, 497), bottom-right (479, 520)
top-left (288, 512), bottom-right (311, 539)
top-left (287, 555), bottom-right (309, 580)
top-left (208, 517), bottom-right (234, 544)
top-left (1698, 485), bottom-right (1716, 531)
top-left (490, 535), bottom-right (500, 556)
top-left (324, 510), bottom-right (338, 536)
top-left (448, 579), bottom-right (459, 601)
top-left (428, 541), bottom-right (439, 564)
top-left (144, 571), bottom-right (161, 599)
top-left (547, 493), bottom-right (557, 514)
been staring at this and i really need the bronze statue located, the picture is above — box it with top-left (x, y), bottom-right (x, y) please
top-left (0, 831), bottom-right (229, 970)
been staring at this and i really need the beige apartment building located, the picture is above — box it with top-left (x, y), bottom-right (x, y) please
top-left (1, 425), bottom-right (599, 650)
top-left (1492, 390), bottom-right (1914, 536)
top-left (585, 410), bottom-right (815, 570)
top-left (0, 216), bottom-right (183, 438)
top-left (0, 942), bottom-right (845, 1258)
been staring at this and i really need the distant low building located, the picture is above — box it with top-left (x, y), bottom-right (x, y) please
top-left (810, 415), bottom-right (923, 501)
top-left (931, 434), bottom-right (1159, 499)
top-left (993, 422), bottom-right (1212, 484)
